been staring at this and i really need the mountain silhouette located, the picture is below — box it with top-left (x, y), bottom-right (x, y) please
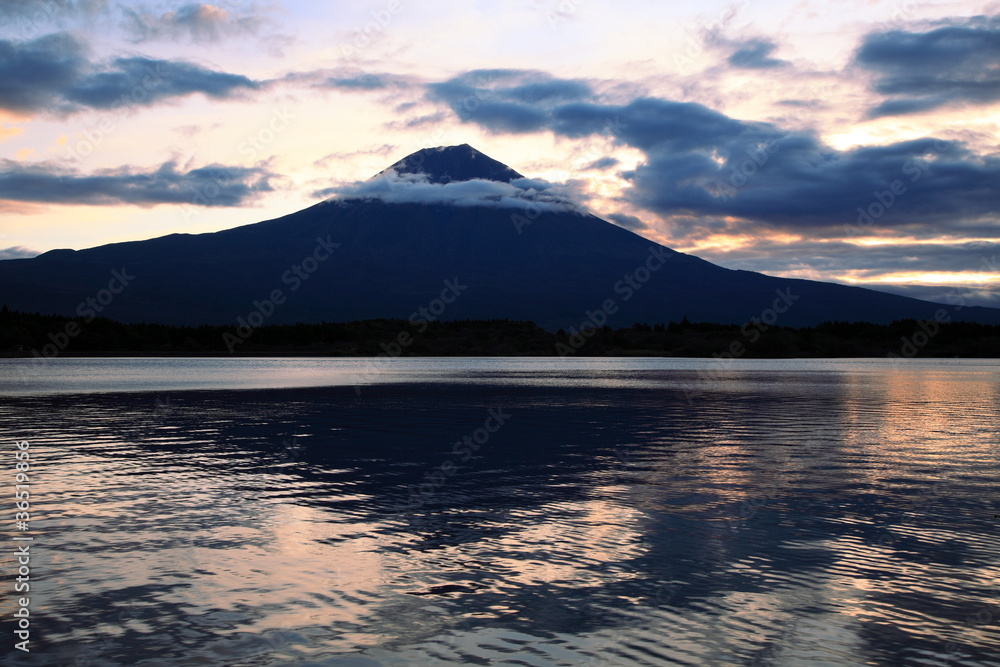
top-left (374, 143), bottom-right (524, 184)
top-left (2, 144), bottom-right (999, 329)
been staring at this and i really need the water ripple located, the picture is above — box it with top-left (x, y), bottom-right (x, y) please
top-left (1, 359), bottom-right (998, 665)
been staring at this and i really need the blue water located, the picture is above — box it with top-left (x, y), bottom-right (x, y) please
top-left (1, 358), bottom-right (998, 665)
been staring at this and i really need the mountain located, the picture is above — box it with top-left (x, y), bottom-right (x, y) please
top-left (2, 144), bottom-right (999, 331)
top-left (374, 143), bottom-right (524, 184)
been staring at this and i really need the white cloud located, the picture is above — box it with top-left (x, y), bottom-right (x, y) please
top-left (321, 171), bottom-right (585, 213)
top-left (0, 245), bottom-right (40, 259)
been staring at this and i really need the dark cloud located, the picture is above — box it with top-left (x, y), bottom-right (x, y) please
top-left (866, 98), bottom-right (942, 118)
top-left (0, 0), bottom-right (106, 20)
top-left (121, 3), bottom-right (263, 43)
top-left (776, 99), bottom-right (823, 108)
top-left (503, 78), bottom-right (593, 104)
top-left (863, 283), bottom-right (999, 309)
top-left (0, 160), bottom-right (274, 206)
top-left (316, 71), bottom-right (413, 91)
top-left (0, 32), bottom-right (259, 113)
top-left (67, 56), bottom-right (258, 108)
top-left (583, 156), bottom-right (619, 171)
top-left (856, 17), bottom-right (1000, 117)
top-left (0, 32), bottom-right (85, 112)
top-left (695, 240), bottom-right (1000, 308)
top-left (0, 0), bottom-right (61, 17)
top-left (280, 68), bottom-right (415, 94)
top-left (429, 69), bottom-right (1000, 235)
top-left (727, 38), bottom-right (787, 69)
top-left (553, 98), bottom-right (746, 151)
top-left (463, 100), bottom-right (548, 133)
top-left (323, 73), bottom-right (391, 90)
top-left (625, 135), bottom-right (995, 229)
top-left (427, 69), bottom-right (591, 133)
top-left (699, 239), bottom-right (1000, 276)
top-left (389, 111), bottom-right (447, 129)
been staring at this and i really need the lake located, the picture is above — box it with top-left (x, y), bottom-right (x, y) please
top-left (1, 358), bottom-right (998, 666)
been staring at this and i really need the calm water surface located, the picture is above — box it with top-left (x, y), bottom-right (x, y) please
top-left (1, 358), bottom-right (998, 666)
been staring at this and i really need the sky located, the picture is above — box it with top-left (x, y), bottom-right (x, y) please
top-left (1, 0), bottom-right (999, 307)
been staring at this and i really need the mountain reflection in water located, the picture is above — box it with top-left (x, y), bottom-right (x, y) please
top-left (1, 358), bottom-right (998, 666)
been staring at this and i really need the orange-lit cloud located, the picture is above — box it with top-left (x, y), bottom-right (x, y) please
top-left (0, 200), bottom-right (45, 215)
top-left (841, 272), bottom-right (1000, 286)
top-left (0, 124), bottom-right (23, 143)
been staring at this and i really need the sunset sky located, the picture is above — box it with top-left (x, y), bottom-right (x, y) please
top-left (1, 0), bottom-right (998, 307)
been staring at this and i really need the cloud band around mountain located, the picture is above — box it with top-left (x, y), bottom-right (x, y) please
top-left (318, 171), bottom-right (583, 213)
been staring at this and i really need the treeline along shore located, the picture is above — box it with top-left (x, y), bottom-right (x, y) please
top-left (1, 307), bottom-right (998, 359)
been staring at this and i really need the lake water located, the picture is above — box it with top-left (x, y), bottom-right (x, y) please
top-left (1, 358), bottom-right (998, 666)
